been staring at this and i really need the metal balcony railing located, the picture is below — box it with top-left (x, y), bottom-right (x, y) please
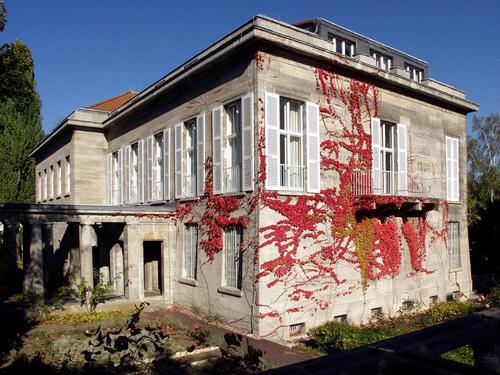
top-left (224, 164), bottom-right (241, 193)
top-left (351, 170), bottom-right (440, 198)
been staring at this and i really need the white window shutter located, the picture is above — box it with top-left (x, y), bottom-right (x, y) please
top-left (196, 113), bottom-right (205, 196)
top-left (241, 93), bottom-right (254, 191)
top-left (397, 123), bottom-right (408, 195)
top-left (146, 136), bottom-right (153, 202)
top-left (163, 128), bottom-right (170, 200)
top-left (371, 118), bottom-right (382, 194)
top-left (446, 136), bottom-right (459, 201)
top-left (138, 139), bottom-right (145, 203)
top-left (454, 138), bottom-right (459, 201)
top-left (175, 123), bottom-right (183, 198)
top-left (212, 106), bottom-right (223, 194)
top-left (265, 92), bottom-right (280, 190)
top-left (107, 153), bottom-right (112, 204)
top-left (117, 148), bottom-right (123, 204)
top-left (124, 145), bottom-right (130, 204)
top-left (306, 101), bottom-right (320, 193)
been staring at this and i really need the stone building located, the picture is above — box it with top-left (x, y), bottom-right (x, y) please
top-left (0, 15), bottom-right (478, 339)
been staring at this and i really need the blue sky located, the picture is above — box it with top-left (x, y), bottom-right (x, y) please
top-left (2, 0), bottom-right (499, 133)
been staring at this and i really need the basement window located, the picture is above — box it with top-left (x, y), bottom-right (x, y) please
top-left (334, 314), bottom-right (348, 323)
top-left (429, 295), bottom-right (439, 306)
top-left (289, 323), bottom-right (305, 337)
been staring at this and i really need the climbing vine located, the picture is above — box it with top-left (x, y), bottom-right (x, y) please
top-left (136, 51), bottom-right (450, 331)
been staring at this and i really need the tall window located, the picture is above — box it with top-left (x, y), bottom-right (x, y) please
top-left (37, 172), bottom-right (42, 202)
top-left (405, 63), bottom-right (423, 82)
top-left (331, 35), bottom-right (355, 57)
top-left (380, 121), bottom-right (395, 194)
top-left (153, 133), bottom-right (164, 200)
top-left (49, 165), bottom-right (54, 199)
top-left (130, 143), bottom-right (139, 202)
top-left (184, 224), bottom-right (198, 280)
top-left (446, 136), bottom-right (459, 201)
top-left (279, 98), bottom-right (303, 191)
top-left (225, 100), bottom-right (242, 192)
top-left (65, 156), bottom-right (71, 194)
top-left (372, 50), bottom-right (393, 71)
top-left (56, 161), bottom-right (62, 196)
top-left (112, 151), bottom-right (120, 204)
top-left (43, 169), bottom-right (47, 200)
top-left (448, 222), bottom-right (460, 269)
top-left (185, 119), bottom-right (197, 197)
top-left (223, 226), bottom-right (243, 289)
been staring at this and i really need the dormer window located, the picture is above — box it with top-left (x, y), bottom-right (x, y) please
top-left (371, 50), bottom-right (393, 71)
top-left (405, 63), bottom-right (423, 82)
top-left (330, 34), bottom-right (355, 57)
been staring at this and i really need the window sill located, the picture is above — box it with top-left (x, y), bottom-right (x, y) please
top-left (221, 192), bottom-right (246, 197)
top-left (449, 268), bottom-right (462, 273)
top-left (179, 278), bottom-right (197, 287)
top-left (217, 286), bottom-right (242, 297)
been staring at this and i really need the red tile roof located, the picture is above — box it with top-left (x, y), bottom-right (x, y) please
top-left (84, 91), bottom-right (138, 112)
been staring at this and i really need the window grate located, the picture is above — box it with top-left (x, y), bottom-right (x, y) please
top-left (289, 323), bottom-right (305, 337)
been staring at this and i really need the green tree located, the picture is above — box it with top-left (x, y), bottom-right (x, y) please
top-left (0, 40), bottom-right (41, 117)
top-left (0, 0), bottom-right (7, 32)
top-left (467, 113), bottom-right (500, 289)
top-left (467, 113), bottom-right (500, 222)
top-left (0, 3), bottom-right (43, 203)
top-left (0, 100), bottom-right (42, 202)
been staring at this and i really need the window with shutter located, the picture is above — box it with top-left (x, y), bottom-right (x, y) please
top-left (224, 100), bottom-right (242, 193)
top-left (174, 123), bottom-right (183, 198)
top-left (371, 118), bottom-right (382, 194)
top-left (152, 132), bottom-right (164, 201)
top-left (138, 139), bottom-right (144, 203)
top-left (306, 102), bottom-right (320, 193)
top-left (397, 123), bottom-right (408, 195)
top-left (196, 113), bottom-right (205, 196)
top-left (278, 97), bottom-right (304, 191)
top-left (107, 154), bottom-right (112, 204)
top-left (265, 92), bottom-right (280, 190)
top-left (163, 128), bottom-right (170, 200)
top-left (212, 106), bottom-right (223, 194)
top-left (130, 142), bottom-right (139, 203)
top-left (446, 136), bottom-right (459, 201)
top-left (146, 136), bottom-right (153, 202)
top-left (185, 118), bottom-right (197, 197)
top-left (241, 93), bottom-right (254, 192)
top-left (124, 146), bottom-right (130, 204)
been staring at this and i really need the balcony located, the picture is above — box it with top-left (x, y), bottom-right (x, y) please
top-left (280, 164), bottom-right (304, 192)
top-left (224, 164), bottom-right (241, 193)
top-left (351, 170), bottom-right (440, 198)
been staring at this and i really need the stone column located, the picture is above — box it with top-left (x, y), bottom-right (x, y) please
top-left (112, 243), bottom-right (125, 295)
top-left (3, 222), bottom-right (19, 290)
top-left (42, 223), bottom-right (54, 291)
top-left (98, 229), bottom-right (110, 285)
top-left (123, 223), bottom-right (143, 300)
top-left (23, 223), bottom-right (44, 298)
top-left (80, 224), bottom-right (95, 288)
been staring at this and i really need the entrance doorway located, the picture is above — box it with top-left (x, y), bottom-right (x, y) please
top-left (143, 241), bottom-right (162, 296)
